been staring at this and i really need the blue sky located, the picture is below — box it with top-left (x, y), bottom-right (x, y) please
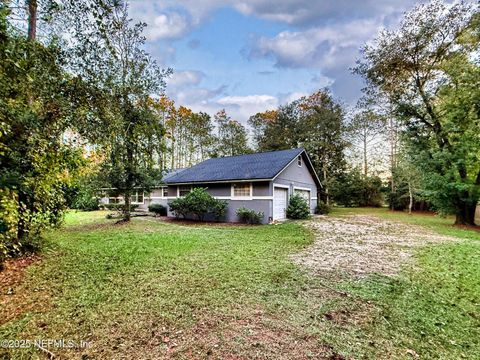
top-left (130, 0), bottom-right (420, 123)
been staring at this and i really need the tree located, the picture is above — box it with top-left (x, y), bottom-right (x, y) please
top-left (348, 109), bottom-right (386, 176)
top-left (248, 90), bottom-right (348, 205)
top-left (297, 90), bottom-right (348, 205)
top-left (390, 153), bottom-right (423, 214)
top-left (153, 95), bottom-right (175, 171)
top-left (331, 169), bottom-right (383, 208)
top-left (214, 110), bottom-right (250, 157)
top-left (0, 5), bottom-right (83, 261)
top-left (190, 111), bottom-right (215, 164)
top-left (355, 0), bottom-right (480, 225)
top-left (248, 108), bottom-right (297, 151)
top-left (59, 0), bottom-right (171, 221)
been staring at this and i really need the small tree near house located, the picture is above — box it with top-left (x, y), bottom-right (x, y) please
top-left (286, 194), bottom-right (311, 220)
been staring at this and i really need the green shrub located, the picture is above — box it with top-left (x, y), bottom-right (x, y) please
top-left (168, 197), bottom-right (188, 219)
top-left (209, 200), bottom-right (228, 220)
top-left (72, 194), bottom-right (99, 211)
top-left (69, 181), bottom-right (100, 211)
top-left (286, 194), bottom-right (311, 219)
top-left (331, 169), bottom-right (384, 207)
top-left (236, 207), bottom-right (264, 224)
top-left (315, 201), bottom-right (331, 215)
top-left (185, 188), bottom-right (214, 221)
top-left (169, 188), bottom-right (227, 221)
top-left (148, 203), bottom-right (167, 216)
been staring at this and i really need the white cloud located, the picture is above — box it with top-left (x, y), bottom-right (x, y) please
top-left (144, 12), bottom-right (191, 40)
top-left (249, 19), bottom-right (382, 71)
top-left (216, 94), bottom-right (279, 121)
top-left (218, 95), bottom-right (277, 107)
top-left (130, 0), bottom-right (417, 40)
top-left (166, 70), bottom-right (204, 88)
top-left (167, 86), bottom-right (308, 124)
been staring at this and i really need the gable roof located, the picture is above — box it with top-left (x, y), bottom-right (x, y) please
top-left (164, 148), bottom-right (321, 187)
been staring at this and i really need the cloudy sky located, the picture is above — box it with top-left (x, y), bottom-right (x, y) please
top-left (129, 0), bottom-right (421, 123)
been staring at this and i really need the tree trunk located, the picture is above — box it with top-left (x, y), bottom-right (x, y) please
top-left (363, 131), bottom-right (368, 177)
top-left (16, 192), bottom-right (28, 242)
top-left (389, 117), bottom-right (397, 211)
top-left (27, 0), bottom-right (37, 41)
top-left (454, 202), bottom-right (477, 226)
top-left (408, 182), bottom-right (413, 215)
top-left (123, 106), bottom-right (135, 222)
top-left (323, 166), bottom-right (329, 206)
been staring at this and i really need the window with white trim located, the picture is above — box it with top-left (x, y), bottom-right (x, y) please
top-left (297, 156), bottom-right (302, 167)
top-left (162, 187), bottom-right (168, 197)
top-left (232, 183), bottom-right (251, 197)
top-left (130, 191), bottom-right (144, 204)
top-left (178, 186), bottom-right (191, 197)
top-left (108, 197), bottom-right (122, 204)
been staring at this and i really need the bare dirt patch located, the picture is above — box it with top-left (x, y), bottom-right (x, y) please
top-left (292, 214), bottom-right (457, 278)
top-left (0, 255), bottom-right (49, 324)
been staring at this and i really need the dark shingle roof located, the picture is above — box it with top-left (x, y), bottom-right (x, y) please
top-left (164, 148), bottom-right (305, 184)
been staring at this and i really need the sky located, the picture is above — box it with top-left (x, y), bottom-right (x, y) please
top-left (129, 0), bottom-right (421, 124)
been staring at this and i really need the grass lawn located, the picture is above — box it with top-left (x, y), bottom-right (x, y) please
top-left (332, 207), bottom-right (480, 359)
top-left (0, 209), bottom-right (479, 359)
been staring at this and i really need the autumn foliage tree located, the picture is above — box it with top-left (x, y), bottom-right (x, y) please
top-left (214, 109), bottom-right (251, 157)
top-left (249, 90), bottom-right (347, 204)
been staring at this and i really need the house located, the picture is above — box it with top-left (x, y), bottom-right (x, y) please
top-left (98, 168), bottom-right (184, 210)
top-left (162, 148), bottom-right (321, 223)
top-left (99, 148), bottom-right (321, 224)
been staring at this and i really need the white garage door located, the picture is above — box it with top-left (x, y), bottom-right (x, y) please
top-left (295, 189), bottom-right (311, 207)
top-left (273, 187), bottom-right (288, 220)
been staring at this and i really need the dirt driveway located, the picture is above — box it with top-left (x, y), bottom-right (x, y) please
top-left (292, 214), bottom-right (457, 278)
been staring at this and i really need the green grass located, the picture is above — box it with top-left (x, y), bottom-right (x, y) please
top-left (1, 209), bottom-right (479, 359)
top-left (333, 207), bottom-right (480, 359)
top-left (1, 212), bottom-right (327, 359)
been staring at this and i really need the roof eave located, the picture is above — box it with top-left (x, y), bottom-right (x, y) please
top-left (164, 178), bottom-right (273, 185)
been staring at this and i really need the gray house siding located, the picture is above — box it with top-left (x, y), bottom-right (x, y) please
top-left (165, 182), bottom-right (272, 223)
top-left (143, 187), bottom-right (169, 211)
top-left (273, 153), bottom-right (318, 213)
top-left (224, 199), bottom-right (270, 224)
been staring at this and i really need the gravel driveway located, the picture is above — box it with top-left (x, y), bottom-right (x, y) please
top-left (291, 214), bottom-right (456, 278)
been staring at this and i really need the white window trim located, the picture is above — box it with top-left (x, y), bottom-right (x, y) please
top-left (177, 185), bottom-right (193, 197)
top-left (293, 186), bottom-right (311, 192)
top-left (161, 186), bottom-right (168, 198)
top-left (297, 155), bottom-right (302, 167)
top-left (131, 191), bottom-right (145, 205)
top-left (231, 182), bottom-right (253, 199)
